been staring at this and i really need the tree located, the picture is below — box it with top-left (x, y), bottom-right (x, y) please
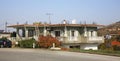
top-left (38, 35), bottom-right (61, 48)
top-left (11, 31), bottom-right (16, 37)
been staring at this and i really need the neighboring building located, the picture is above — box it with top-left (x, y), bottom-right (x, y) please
top-left (0, 30), bottom-right (4, 33)
top-left (0, 32), bottom-right (11, 40)
top-left (8, 22), bottom-right (104, 50)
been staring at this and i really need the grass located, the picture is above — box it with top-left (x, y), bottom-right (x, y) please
top-left (70, 48), bottom-right (120, 57)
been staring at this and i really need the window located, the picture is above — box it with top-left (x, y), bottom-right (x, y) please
top-left (55, 31), bottom-right (60, 37)
top-left (71, 31), bottom-right (75, 37)
top-left (28, 30), bottom-right (34, 37)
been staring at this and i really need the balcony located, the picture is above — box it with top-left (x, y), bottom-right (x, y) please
top-left (86, 37), bottom-right (104, 43)
top-left (56, 36), bottom-right (104, 44)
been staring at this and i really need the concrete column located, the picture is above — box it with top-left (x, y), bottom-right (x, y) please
top-left (88, 31), bottom-right (91, 37)
top-left (84, 27), bottom-right (87, 37)
top-left (25, 27), bottom-right (28, 38)
top-left (44, 26), bottom-right (47, 36)
top-left (92, 31), bottom-right (97, 37)
top-left (16, 28), bottom-right (20, 40)
top-left (64, 26), bottom-right (67, 37)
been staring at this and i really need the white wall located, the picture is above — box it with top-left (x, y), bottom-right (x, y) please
top-left (80, 43), bottom-right (98, 50)
top-left (69, 30), bottom-right (78, 41)
top-left (0, 34), bottom-right (11, 38)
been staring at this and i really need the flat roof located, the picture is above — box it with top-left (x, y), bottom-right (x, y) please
top-left (7, 24), bottom-right (104, 28)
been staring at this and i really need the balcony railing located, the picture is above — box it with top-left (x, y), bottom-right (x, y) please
top-left (87, 37), bottom-right (104, 43)
top-left (56, 36), bottom-right (104, 43)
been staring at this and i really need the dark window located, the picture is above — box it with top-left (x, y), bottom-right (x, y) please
top-left (72, 31), bottom-right (75, 37)
top-left (91, 31), bottom-right (93, 37)
top-left (55, 31), bottom-right (60, 37)
top-left (28, 30), bottom-right (34, 37)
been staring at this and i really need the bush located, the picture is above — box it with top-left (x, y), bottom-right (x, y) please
top-left (0, 37), bottom-right (8, 40)
top-left (98, 43), bottom-right (106, 50)
top-left (112, 45), bottom-right (120, 51)
top-left (38, 35), bottom-right (61, 48)
top-left (19, 38), bottom-right (36, 48)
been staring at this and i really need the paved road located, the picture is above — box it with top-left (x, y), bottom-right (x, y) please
top-left (0, 48), bottom-right (120, 61)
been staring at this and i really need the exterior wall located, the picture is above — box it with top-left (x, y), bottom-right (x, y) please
top-left (0, 33), bottom-right (11, 40)
top-left (0, 34), bottom-right (11, 38)
top-left (80, 43), bottom-right (98, 50)
top-left (48, 26), bottom-right (104, 43)
top-left (8, 24), bottom-right (104, 50)
top-left (66, 27), bottom-right (81, 42)
top-left (14, 26), bottom-right (104, 43)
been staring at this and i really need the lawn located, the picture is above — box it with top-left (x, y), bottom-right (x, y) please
top-left (70, 48), bottom-right (120, 57)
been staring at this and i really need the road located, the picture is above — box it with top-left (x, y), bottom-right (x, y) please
top-left (0, 48), bottom-right (120, 61)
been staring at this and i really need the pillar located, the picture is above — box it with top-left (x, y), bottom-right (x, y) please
top-left (88, 31), bottom-right (91, 37)
top-left (44, 26), bottom-right (47, 36)
top-left (64, 26), bottom-right (67, 37)
top-left (92, 31), bottom-right (97, 37)
top-left (25, 27), bottom-right (28, 38)
top-left (16, 28), bottom-right (20, 40)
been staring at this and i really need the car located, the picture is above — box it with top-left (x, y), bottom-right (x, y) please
top-left (0, 39), bottom-right (12, 48)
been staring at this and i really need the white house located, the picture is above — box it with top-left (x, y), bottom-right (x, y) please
top-left (8, 22), bottom-right (104, 50)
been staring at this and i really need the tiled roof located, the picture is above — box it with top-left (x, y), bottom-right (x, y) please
top-left (7, 24), bottom-right (104, 28)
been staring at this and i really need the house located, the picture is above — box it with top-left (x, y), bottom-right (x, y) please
top-left (0, 30), bottom-right (11, 39)
top-left (7, 21), bottom-right (104, 50)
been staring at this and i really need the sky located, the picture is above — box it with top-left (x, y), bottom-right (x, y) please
top-left (0, 0), bottom-right (120, 31)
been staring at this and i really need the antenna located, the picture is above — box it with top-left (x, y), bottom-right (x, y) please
top-left (46, 13), bottom-right (53, 24)
top-left (25, 21), bottom-right (28, 24)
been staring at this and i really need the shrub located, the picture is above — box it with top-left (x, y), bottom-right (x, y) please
top-left (19, 38), bottom-right (36, 48)
top-left (98, 43), bottom-right (106, 50)
top-left (0, 37), bottom-right (8, 40)
top-left (38, 35), bottom-right (61, 48)
top-left (112, 45), bottom-right (120, 50)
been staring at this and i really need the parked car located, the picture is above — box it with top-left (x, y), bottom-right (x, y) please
top-left (0, 39), bottom-right (12, 48)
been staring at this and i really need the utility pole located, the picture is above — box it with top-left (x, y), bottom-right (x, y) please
top-left (25, 21), bottom-right (28, 24)
top-left (17, 22), bottom-right (19, 25)
top-left (5, 21), bottom-right (7, 32)
top-left (46, 13), bottom-right (52, 24)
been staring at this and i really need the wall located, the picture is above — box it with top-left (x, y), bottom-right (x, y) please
top-left (0, 33), bottom-right (11, 40)
top-left (80, 43), bottom-right (98, 50)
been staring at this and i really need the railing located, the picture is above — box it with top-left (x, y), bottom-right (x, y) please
top-left (9, 37), bottom-right (33, 41)
top-left (56, 36), bottom-right (104, 43)
top-left (87, 37), bottom-right (104, 43)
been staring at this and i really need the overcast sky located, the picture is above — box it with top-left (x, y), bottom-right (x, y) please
top-left (0, 0), bottom-right (120, 30)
